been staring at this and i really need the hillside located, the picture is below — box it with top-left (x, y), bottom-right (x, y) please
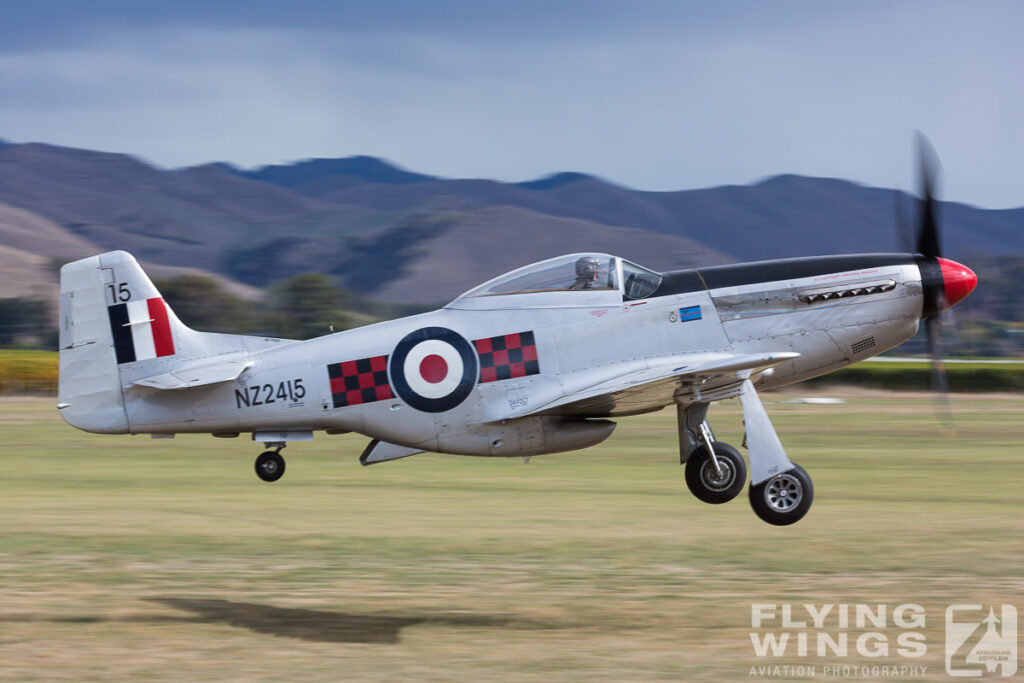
top-left (280, 169), bottom-right (1024, 263)
top-left (0, 144), bottom-right (378, 273)
top-left (0, 140), bottom-right (1022, 307)
top-left (370, 205), bottom-right (730, 303)
top-left (0, 198), bottom-right (260, 301)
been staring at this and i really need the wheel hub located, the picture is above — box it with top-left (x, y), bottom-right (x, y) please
top-left (701, 459), bottom-right (734, 491)
top-left (764, 473), bottom-right (803, 511)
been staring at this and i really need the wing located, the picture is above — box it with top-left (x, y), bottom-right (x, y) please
top-left (487, 351), bottom-right (799, 421)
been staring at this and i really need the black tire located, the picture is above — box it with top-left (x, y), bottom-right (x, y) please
top-left (255, 451), bottom-right (285, 483)
top-left (685, 442), bottom-right (747, 504)
top-left (749, 463), bottom-right (813, 526)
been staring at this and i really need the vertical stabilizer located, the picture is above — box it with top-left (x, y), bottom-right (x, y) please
top-left (58, 251), bottom-right (188, 433)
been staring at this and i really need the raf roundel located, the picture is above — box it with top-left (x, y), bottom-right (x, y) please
top-left (389, 327), bottom-right (478, 413)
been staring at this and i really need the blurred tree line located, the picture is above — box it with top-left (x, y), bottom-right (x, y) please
top-left (958, 254), bottom-right (1024, 323)
top-left (897, 254), bottom-right (1024, 357)
top-left (0, 273), bottom-right (432, 349)
top-left (156, 273), bottom-right (436, 340)
top-left (0, 298), bottom-right (54, 347)
top-left (156, 273), bottom-right (358, 339)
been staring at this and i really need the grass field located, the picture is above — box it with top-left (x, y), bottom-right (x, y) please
top-left (2, 392), bottom-right (1022, 681)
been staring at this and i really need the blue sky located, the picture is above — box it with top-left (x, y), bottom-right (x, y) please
top-left (1, 1), bottom-right (1022, 207)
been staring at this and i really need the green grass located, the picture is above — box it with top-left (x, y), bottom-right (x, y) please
top-left (2, 393), bottom-right (1023, 681)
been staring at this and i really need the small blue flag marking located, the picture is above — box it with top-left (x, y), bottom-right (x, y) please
top-left (679, 305), bottom-right (702, 322)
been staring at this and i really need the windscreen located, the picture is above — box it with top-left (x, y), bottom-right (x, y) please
top-left (621, 260), bottom-right (663, 300)
top-left (469, 254), bottom-right (618, 296)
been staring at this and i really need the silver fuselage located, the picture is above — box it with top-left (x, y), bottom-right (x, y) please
top-left (106, 253), bottom-right (924, 456)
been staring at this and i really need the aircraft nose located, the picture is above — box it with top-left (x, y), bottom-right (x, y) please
top-left (936, 257), bottom-right (977, 309)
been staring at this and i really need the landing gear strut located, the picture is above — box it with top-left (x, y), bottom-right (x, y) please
top-left (255, 443), bottom-right (286, 482)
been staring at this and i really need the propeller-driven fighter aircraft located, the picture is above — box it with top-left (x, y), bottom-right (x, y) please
top-left (57, 143), bottom-right (976, 525)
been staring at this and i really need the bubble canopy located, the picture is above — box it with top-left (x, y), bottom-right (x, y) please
top-left (459, 253), bottom-right (663, 301)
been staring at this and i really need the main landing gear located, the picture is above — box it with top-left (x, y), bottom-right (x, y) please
top-left (255, 443), bottom-right (286, 482)
top-left (677, 381), bottom-right (814, 526)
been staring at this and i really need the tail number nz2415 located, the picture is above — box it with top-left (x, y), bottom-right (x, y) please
top-left (236, 379), bottom-right (305, 409)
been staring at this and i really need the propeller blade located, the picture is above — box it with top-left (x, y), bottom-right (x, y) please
top-left (915, 131), bottom-right (943, 259)
top-left (894, 189), bottom-right (914, 252)
top-left (909, 133), bottom-right (955, 430)
top-left (925, 316), bottom-right (955, 432)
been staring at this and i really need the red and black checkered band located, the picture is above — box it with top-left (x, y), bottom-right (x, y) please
top-left (474, 330), bottom-right (540, 383)
top-left (389, 327), bottom-right (478, 413)
top-left (327, 355), bottom-right (393, 409)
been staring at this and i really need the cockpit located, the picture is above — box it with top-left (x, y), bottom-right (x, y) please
top-left (458, 253), bottom-right (663, 302)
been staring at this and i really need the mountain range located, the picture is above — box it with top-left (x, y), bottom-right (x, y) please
top-left (0, 141), bottom-right (1021, 304)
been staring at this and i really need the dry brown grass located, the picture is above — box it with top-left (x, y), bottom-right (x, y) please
top-left (2, 395), bottom-right (1022, 681)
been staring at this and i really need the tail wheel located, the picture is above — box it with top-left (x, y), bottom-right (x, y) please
top-left (255, 451), bottom-right (285, 483)
top-left (749, 463), bottom-right (813, 526)
top-left (685, 442), bottom-right (747, 504)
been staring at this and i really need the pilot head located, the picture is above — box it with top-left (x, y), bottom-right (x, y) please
top-left (575, 256), bottom-right (600, 283)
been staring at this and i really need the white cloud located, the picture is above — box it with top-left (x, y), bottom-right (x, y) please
top-left (0, 6), bottom-right (1022, 208)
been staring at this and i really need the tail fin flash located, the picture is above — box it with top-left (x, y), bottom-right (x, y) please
top-left (58, 251), bottom-right (190, 433)
top-left (107, 294), bottom-right (177, 364)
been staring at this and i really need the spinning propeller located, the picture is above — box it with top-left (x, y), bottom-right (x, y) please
top-left (902, 132), bottom-right (978, 425)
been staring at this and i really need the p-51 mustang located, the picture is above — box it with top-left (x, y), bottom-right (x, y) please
top-left (57, 155), bottom-right (976, 526)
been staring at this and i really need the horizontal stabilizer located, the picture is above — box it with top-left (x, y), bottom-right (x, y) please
top-left (360, 439), bottom-right (424, 466)
top-left (132, 356), bottom-right (252, 390)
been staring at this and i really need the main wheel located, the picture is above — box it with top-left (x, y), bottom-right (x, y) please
top-left (685, 442), bottom-right (747, 504)
top-left (255, 451), bottom-right (285, 482)
top-left (749, 463), bottom-right (813, 526)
